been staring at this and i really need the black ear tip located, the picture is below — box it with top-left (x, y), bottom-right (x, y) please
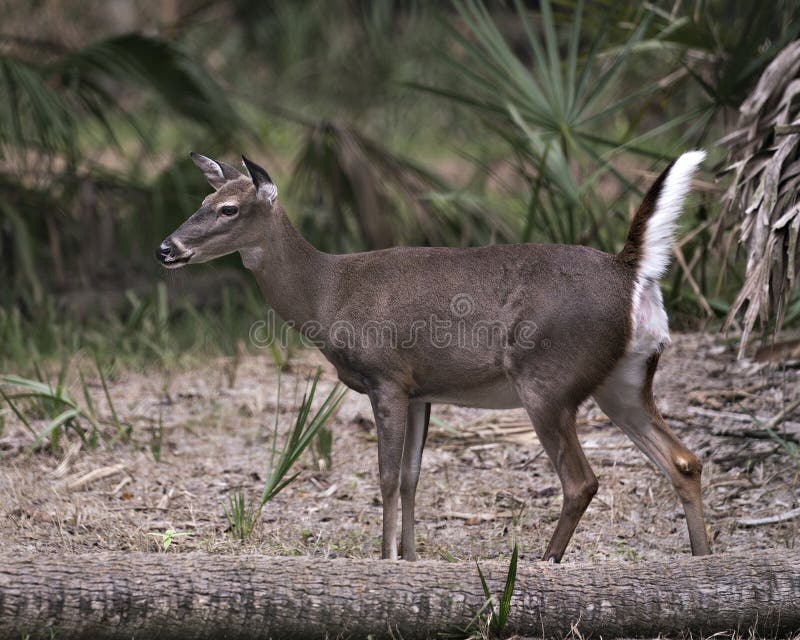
top-left (241, 155), bottom-right (260, 178)
top-left (189, 151), bottom-right (198, 158)
top-left (241, 155), bottom-right (273, 183)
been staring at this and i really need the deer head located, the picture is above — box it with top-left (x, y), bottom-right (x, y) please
top-left (157, 153), bottom-right (278, 268)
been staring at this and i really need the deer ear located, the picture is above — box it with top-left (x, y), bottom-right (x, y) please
top-left (241, 155), bottom-right (278, 204)
top-left (190, 152), bottom-right (242, 189)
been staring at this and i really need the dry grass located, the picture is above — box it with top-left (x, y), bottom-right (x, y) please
top-left (0, 333), bottom-right (798, 564)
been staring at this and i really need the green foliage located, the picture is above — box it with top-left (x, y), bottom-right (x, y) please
top-left (232, 0), bottom-right (448, 119)
top-left (417, 0), bottom-right (687, 249)
top-left (0, 358), bottom-right (128, 452)
top-left (658, 1), bottom-right (800, 132)
top-left (148, 528), bottom-right (191, 552)
top-left (289, 121), bottom-right (514, 251)
top-left (0, 32), bottom-right (238, 153)
top-left (66, 34), bottom-right (239, 136)
top-left (0, 282), bottom-right (285, 373)
top-left (261, 369), bottom-right (346, 503)
top-left (223, 369), bottom-right (346, 541)
top-left (0, 26), bottom-right (242, 317)
top-left (224, 490), bottom-right (261, 542)
top-left (469, 542), bottom-right (519, 637)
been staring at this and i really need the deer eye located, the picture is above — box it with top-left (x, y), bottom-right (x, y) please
top-left (219, 205), bottom-right (238, 216)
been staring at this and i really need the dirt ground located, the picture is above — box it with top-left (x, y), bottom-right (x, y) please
top-left (1, 332), bottom-right (798, 563)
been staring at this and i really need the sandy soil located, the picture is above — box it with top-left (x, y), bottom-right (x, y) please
top-left (1, 332), bottom-right (798, 563)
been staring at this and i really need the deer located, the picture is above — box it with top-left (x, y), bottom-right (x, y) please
top-left (157, 149), bottom-right (711, 562)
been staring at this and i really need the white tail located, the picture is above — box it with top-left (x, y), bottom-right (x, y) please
top-left (639, 150), bottom-right (706, 282)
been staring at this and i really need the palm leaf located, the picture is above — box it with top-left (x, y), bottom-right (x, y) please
top-left (289, 120), bottom-right (515, 251)
top-left (59, 34), bottom-right (240, 136)
top-left (720, 40), bottom-right (800, 356)
top-left (415, 0), bottom-right (677, 246)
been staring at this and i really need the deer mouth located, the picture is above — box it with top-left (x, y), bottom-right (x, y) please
top-left (157, 240), bottom-right (195, 268)
top-left (161, 252), bottom-right (194, 268)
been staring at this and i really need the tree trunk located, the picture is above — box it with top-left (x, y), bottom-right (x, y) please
top-left (1, 551), bottom-right (798, 639)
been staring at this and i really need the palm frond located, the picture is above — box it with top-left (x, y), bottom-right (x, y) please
top-left (289, 120), bottom-right (515, 251)
top-left (0, 54), bottom-right (77, 152)
top-left (720, 40), bottom-right (800, 356)
top-left (0, 31), bottom-right (241, 307)
top-left (661, 1), bottom-right (800, 113)
top-left (59, 34), bottom-right (239, 136)
top-left (413, 0), bottom-right (693, 247)
top-left (0, 32), bottom-right (240, 155)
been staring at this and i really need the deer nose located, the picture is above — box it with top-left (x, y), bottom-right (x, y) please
top-left (156, 238), bottom-right (194, 267)
top-left (157, 241), bottom-right (173, 261)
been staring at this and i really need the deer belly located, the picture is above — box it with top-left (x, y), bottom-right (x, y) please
top-left (417, 378), bottom-right (522, 409)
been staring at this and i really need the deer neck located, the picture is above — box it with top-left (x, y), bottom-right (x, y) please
top-left (239, 206), bottom-right (331, 330)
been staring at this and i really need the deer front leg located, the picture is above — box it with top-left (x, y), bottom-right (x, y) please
top-left (400, 401), bottom-right (430, 561)
top-left (531, 403), bottom-right (598, 563)
top-left (368, 387), bottom-right (409, 560)
top-left (514, 379), bottom-right (598, 563)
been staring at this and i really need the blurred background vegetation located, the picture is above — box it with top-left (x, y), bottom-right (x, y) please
top-left (2, 0), bottom-right (800, 371)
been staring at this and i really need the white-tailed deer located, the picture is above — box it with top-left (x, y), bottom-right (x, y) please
top-left (158, 150), bottom-right (711, 562)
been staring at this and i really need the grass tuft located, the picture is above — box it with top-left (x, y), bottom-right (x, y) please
top-left (224, 490), bottom-right (261, 541)
top-left (223, 368), bottom-right (347, 541)
top-left (261, 368), bottom-right (347, 504)
top-left (468, 542), bottom-right (519, 638)
top-left (0, 358), bottom-right (129, 452)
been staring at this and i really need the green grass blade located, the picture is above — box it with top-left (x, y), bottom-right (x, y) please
top-left (1, 375), bottom-right (55, 396)
top-left (266, 369), bottom-right (283, 478)
top-left (0, 388), bottom-right (36, 438)
top-left (497, 542), bottom-right (519, 630)
top-left (506, 103), bottom-right (579, 203)
top-left (55, 358), bottom-right (68, 398)
top-left (260, 371), bottom-right (346, 506)
top-left (511, 0), bottom-right (558, 111)
top-left (78, 368), bottom-right (96, 418)
top-left (0, 392), bottom-right (75, 405)
top-left (475, 560), bottom-right (496, 623)
top-left (31, 408), bottom-right (80, 450)
top-left (262, 472), bottom-right (301, 503)
top-left (580, 13), bottom-right (651, 117)
top-left (565, 0), bottom-right (584, 115)
top-left (571, 23), bottom-right (604, 120)
top-left (576, 79), bottom-right (668, 129)
top-left (539, 0), bottom-right (565, 113)
top-left (453, 1), bottom-right (554, 121)
top-left (95, 357), bottom-right (125, 440)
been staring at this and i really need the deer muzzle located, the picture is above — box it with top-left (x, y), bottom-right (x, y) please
top-left (156, 237), bottom-right (194, 268)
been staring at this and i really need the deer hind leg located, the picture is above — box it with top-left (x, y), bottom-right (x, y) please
top-left (593, 351), bottom-right (711, 555)
top-left (515, 385), bottom-right (598, 563)
top-left (399, 401), bottom-right (430, 561)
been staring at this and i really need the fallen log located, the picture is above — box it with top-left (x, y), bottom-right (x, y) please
top-left (1, 551), bottom-right (799, 639)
